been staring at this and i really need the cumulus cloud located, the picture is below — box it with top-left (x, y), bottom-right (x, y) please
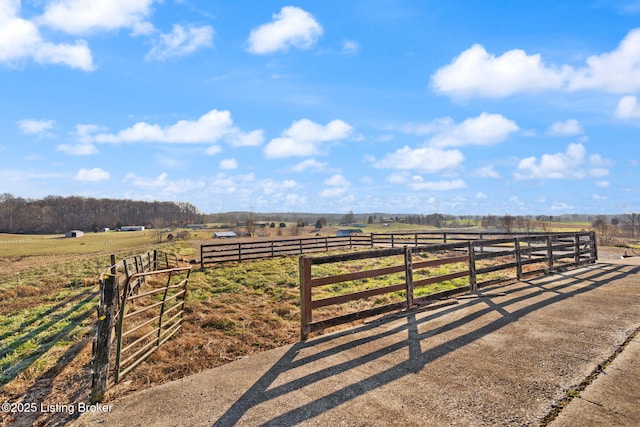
top-left (514, 143), bottom-right (611, 180)
top-left (324, 174), bottom-right (350, 187)
top-left (0, 2), bottom-right (93, 70)
top-left (546, 119), bottom-right (584, 136)
top-left (219, 158), bottom-right (238, 170)
top-left (37, 0), bottom-right (156, 35)
top-left (247, 6), bottom-right (323, 54)
top-left (18, 119), bottom-right (55, 138)
top-left (431, 44), bottom-right (568, 98)
top-left (146, 24), bottom-right (213, 60)
top-left (320, 173), bottom-right (350, 197)
top-left (568, 28), bottom-right (640, 92)
top-left (615, 95), bottom-right (640, 119)
top-left (83, 109), bottom-right (262, 146)
top-left (264, 118), bottom-right (353, 158)
top-left (373, 146), bottom-right (464, 173)
top-left (74, 167), bottom-right (110, 181)
top-left (409, 177), bottom-right (466, 191)
top-left (428, 113), bottom-right (518, 147)
top-left (431, 28), bottom-right (640, 98)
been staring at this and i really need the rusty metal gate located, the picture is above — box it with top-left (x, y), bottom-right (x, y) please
top-left (114, 265), bottom-right (191, 382)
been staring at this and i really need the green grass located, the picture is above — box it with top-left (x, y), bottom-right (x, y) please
top-left (0, 231), bottom-right (158, 257)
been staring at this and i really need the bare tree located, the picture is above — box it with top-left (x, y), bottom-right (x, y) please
top-left (592, 216), bottom-right (616, 245)
top-left (621, 213), bottom-right (640, 239)
top-left (499, 214), bottom-right (515, 233)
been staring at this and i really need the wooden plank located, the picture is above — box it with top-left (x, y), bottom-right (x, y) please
top-left (310, 264), bottom-right (405, 287)
top-left (412, 255), bottom-right (469, 269)
top-left (311, 283), bottom-right (406, 309)
top-left (413, 270), bottom-right (470, 288)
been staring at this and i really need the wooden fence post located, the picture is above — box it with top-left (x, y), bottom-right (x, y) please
top-left (546, 235), bottom-right (553, 273)
top-left (299, 257), bottom-right (312, 340)
top-left (591, 231), bottom-right (598, 261)
top-left (91, 254), bottom-right (117, 403)
top-left (468, 241), bottom-right (477, 292)
top-left (514, 238), bottom-right (523, 280)
top-left (404, 246), bottom-right (414, 309)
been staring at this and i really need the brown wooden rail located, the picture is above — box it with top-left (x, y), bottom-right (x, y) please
top-left (299, 232), bottom-right (597, 339)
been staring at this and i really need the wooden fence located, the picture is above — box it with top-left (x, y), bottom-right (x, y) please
top-left (299, 232), bottom-right (597, 339)
top-left (91, 251), bottom-right (191, 402)
top-left (200, 235), bottom-right (372, 267)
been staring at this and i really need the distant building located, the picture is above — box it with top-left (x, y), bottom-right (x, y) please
top-left (214, 231), bottom-right (237, 238)
top-left (120, 225), bottom-right (145, 231)
top-left (186, 224), bottom-right (205, 229)
top-left (336, 229), bottom-right (363, 237)
top-left (65, 230), bottom-right (84, 238)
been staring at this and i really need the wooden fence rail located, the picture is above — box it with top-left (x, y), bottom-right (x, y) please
top-left (299, 232), bottom-right (597, 339)
top-left (200, 230), bottom-right (594, 268)
top-left (200, 235), bottom-right (372, 267)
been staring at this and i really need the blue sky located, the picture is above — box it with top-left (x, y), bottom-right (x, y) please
top-left (1, 1), bottom-right (640, 215)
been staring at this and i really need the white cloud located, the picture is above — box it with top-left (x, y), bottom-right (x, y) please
top-left (515, 143), bottom-right (610, 180)
top-left (409, 177), bottom-right (466, 191)
top-left (596, 180), bottom-right (610, 188)
top-left (386, 172), bottom-right (409, 184)
top-left (226, 129), bottom-right (264, 147)
top-left (124, 172), bottom-right (206, 194)
top-left (568, 28), bottom-right (640, 92)
top-left (593, 194), bottom-right (608, 200)
top-left (0, 3), bottom-right (93, 71)
top-left (74, 167), bottom-right (110, 181)
top-left (320, 173), bottom-right (350, 198)
top-left (38, 0), bottom-right (156, 36)
top-left (431, 44), bottom-right (568, 98)
top-left (264, 118), bottom-right (353, 158)
top-left (219, 158), bottom-right (238, 170)
top-left (431, 28), bottom-right (640, 98)
top-left (373, 146), bottom-right (464, 173)
top-left (615, 95), bottom-right (640, 119)
top-left (86, 109), bottom-right (260, 145)
top-left (324, 174), bottom-right (350, 187)
top-left (146, 24), bottom-right (214, 61)
top-left (476, 192), bottom-right (487, 199)
top-left (57, 143), bottom-right (99, 155)
top-left (247, 6), bottom-right (323, 54)
top-left (428, 113), bottom-right (518, 147)
top-left (320, 187), bottom-right (348, 198)
top-left (204, 145), bottom-right (222, 155)
top-left (515, 143), bottom-right (586, 179)
top-left (18, 119), bottom-right (55, 137)
top-left (290, 158), bottom-right (327, 172)
top-left (475, 165), bottom-right (500, 178)
top-left (547, 119), bottom-right (584, 136)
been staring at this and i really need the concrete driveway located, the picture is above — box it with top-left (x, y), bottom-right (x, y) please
top-left (74, 257), bottom-right (640, 426)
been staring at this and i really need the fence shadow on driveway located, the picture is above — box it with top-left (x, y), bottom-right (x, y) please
top-left (213, 262), bottom-right (640, 426)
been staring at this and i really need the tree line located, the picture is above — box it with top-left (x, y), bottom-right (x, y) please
top-left (0, 194), bottom-right (203, 234)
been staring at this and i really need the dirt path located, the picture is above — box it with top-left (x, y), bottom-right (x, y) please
top-left (73, 256), bottom-right (640, 426)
